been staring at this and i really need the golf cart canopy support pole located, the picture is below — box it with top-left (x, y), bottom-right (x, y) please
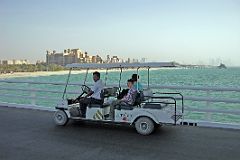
top-left (148, 67), bottom-right (150, 89)
top-left (105, 68), bottom-right (108, 86)
top-left (136, 67), bottom-right (140, 91)
top-left (62, 68), bottom-right (72, 99)
top-left (83, 68), bottom-right (89, 85)
top-left (119, 67), bottom-right (123, 92)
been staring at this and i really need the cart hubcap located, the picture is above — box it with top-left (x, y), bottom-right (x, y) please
top-left (57, 115), bottom-right (63, 120)
top-left (140, 122), bottom-right (148, 131)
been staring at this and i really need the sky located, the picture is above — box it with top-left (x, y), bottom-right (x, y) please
top-left (0, 0), bottom-right (240, 66)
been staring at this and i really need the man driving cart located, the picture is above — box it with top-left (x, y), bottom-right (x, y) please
top-left (79, 71), bottom-right (104, 118)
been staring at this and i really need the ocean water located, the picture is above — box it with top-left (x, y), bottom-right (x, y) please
top-left (0, 67), bottom-right (240, 123)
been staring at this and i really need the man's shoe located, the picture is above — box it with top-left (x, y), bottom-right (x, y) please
top-left (105, 115), bottom-right (113, 121)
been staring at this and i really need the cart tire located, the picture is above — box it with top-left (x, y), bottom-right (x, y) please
top-left (54, 110), bottom-right (69, 126)
top-left (135, 117), bottom-right (155, 135)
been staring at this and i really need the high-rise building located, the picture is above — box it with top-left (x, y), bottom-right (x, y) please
top-left (111, 56), bottom-right (119, 63)
top-left (64, 54), bottom-right (78, 65)
top-left (95, 55), bottom-right (102, 63)
top-left (92, 56), bottom-right (97, 63)
top-left (127, 58), bottom-right (131, 63)
top-left (106, 55), bottom-right (110, 63)
top-left (46, 48), bottom-right (85, 66)
top-left (46, 51), bottom-right (64, 66)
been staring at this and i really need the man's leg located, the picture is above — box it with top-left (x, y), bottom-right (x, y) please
top-left (90, 98), bottom-right (103, 105)
top-left (109, 100), bottom-right (121, 120)
top-left (79, 98), bottom-right (91, 118)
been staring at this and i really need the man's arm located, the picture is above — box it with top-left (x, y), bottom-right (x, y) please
top-left (85, 90), bottom-right (94, 98)
top-left (84, 82), bottom-right (97, 98)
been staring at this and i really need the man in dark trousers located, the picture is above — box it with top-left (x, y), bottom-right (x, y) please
top-left (79, 71), bottom-right (104, 117)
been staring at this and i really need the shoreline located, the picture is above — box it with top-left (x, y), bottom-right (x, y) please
top-left (0, 68), bottom-right (162, 79)
top-left (0, 69), bottom-right (130, 79)
top-left (0, 71), bottom-right (74, 79)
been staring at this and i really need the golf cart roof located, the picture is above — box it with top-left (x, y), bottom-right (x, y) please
top-left (66, 62), bottom-right (177, 69)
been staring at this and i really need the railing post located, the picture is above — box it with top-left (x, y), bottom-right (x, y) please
top-left (28, 83), bottom-right (36, 106)
top-left (205, 90), bottom-right (211, 121)
top-left (30, 92), bottom-right (36, 106)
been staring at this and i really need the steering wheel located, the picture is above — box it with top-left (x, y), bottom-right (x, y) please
top-left (81, 85), bottom-right (91, 94)
top-left (72, 85), bottom-right (91, 103)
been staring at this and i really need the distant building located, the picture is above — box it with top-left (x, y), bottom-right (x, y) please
top-left (127, 58), bottom-right (131, 63)
top-left (2, 60), bottom-right (13, 65)
top-left (92, 56), bottom-right (97, 63)
top-left (106, 55), bottom-right (110, 63)
top-left (64, 54), bottom-right (78, 65)
top-left (1, 59), bottom-right (28, 65)
top-left (111, 56), bottom-right (120, 63)
top-left (46, 51), bottom-right (64, 66)
top-left (13, 59), bottom-right (29, 65)
top-left (86, 55), bottom-right (92, 63)
top-left (46, 48), bottom-right (84, 66)
top-left (96, 55), bottom-right (103, 63)
top-left (36, 60), bottom-right (45, 65)
top-left (132, 59), bottom-right (139, 63)
top-left (140, 58), bottom-right (146, 63)
top-left (84, 52), bottom-right (88, 59)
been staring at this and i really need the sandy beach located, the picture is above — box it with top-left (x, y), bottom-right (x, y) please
top-left (0, 69), bottom-right (123, 79)
top-left (0, 71), bottom-right (77, 79)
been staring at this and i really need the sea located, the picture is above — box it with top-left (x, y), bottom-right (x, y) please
top-left (0, 67), bottom-right (240, 124)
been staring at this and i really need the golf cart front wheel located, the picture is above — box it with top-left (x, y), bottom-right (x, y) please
top-left (135, 117), bottom-right (155, 135)
top-left (53, 110), bottom-right (69, 126)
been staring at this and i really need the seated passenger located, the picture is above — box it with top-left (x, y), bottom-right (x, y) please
top-left (132, 74), bottom-right (143, 91)
top-left (117, 74), bottom-right (143, 99)
top-left (79, 71), bottom-right (104, 118)
top-left (109, 79), bottom-right (137, 120)
top-left (117, 88), bottom-right (129, 99)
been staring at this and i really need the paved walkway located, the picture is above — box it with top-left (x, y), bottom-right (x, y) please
top-left (0, 106), bottom-right (239, 160)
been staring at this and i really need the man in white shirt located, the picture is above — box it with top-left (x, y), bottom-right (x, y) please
top-left (79, 71), bottom-right (104, 118)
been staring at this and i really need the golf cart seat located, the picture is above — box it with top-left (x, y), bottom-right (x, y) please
top-left (87, 89), bottom-right (110, 108)
top-left (143, 89), bottom-right (153, 100)
top-left (114, 99), bottom-right (136, 110)
top-left (103, 87), bottom-right (118, 97)
top-left (88, 103), bottom-right (109, 108)
top-left (116, 104), bottom-right (134, 110)
top-left (142, 103), bottom-right (163, 109)
top-left (131, 89), bottom-right (154, 106)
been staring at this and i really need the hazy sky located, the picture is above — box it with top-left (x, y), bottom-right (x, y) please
top-left (0, 0), bottom-right (240, 66)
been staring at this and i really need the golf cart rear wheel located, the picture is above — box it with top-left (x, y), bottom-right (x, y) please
top-left (135, 117), bottom-right (155, 135)
top-left (54, 110), bottom-right (69, 126)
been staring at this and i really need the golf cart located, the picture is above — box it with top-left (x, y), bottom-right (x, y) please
top-left (53, 62), bottom-right (184, 135)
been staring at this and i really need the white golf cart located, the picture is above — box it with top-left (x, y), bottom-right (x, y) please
top-left (53, 62), bottom-right (184, 135)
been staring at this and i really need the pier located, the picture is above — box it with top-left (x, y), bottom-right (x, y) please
top-left (0, 106), bottom-right (239, 160)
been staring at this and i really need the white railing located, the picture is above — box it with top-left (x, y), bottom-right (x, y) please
top-left (0, 79), bottom-right (239, 129)
top-left (151, 85), bottom-right (240, 113)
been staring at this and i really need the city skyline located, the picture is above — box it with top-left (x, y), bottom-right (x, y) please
top-left (45, 48), bottom-right (134, 66)
top-left (0, 48), bottom-right (141, 65)
top-left (1, 0), bottom-right (240, 66)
